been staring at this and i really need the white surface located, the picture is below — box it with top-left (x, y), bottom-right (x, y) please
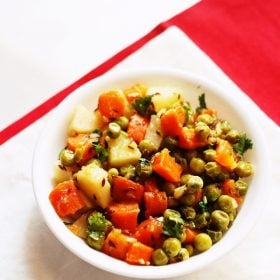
top-left (0, 0), bottom-right (196, 130)
top-left (0, 1), bottom-right (280, 279)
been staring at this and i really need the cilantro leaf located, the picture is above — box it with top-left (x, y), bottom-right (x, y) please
top-left (163, 215), bottom-right (185, 238)
top-left (233, 134), bottom-right (253, 156)
top-left (132, 95), bottom-right (154, 116)
top-left (196, 93), bottom-right (207, 113)
top-left (93, 144), bottom-right (108, 161)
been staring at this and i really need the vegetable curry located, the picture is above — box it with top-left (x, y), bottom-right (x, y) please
top-left (49, 84), bottom-right (254, 266)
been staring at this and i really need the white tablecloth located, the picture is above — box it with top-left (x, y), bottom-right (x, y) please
top-left (1, 1), bottom-right (279, 279)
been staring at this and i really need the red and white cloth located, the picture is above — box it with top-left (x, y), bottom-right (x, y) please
top-left (0, 1), bottom-right (279, 279)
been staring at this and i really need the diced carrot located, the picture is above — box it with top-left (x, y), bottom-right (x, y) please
top-left (144, 191), bottom-right (167, 218)
top-left (102, 229), bottom-right (132, 260)
top-left (143, 177), bottom-right (159, 193)
top-left (66, 134), bottom-right (95, 164)
top-left (178, 127), bottom-right (208, 150)
top-left (134, 217), bottom-right (163, 247)
top-left (98, 90), bottom-right (126, 119)
top-left (160, 106), bottom-right (186, 137)
top-left (107, 202), bottom-right (140, 233)
top-left (66, 133), bottom-right (89, 151)
top-left (124, 84), bottom-right (147, 103)
top-left (184, 227), bottom-right (199, 244)
top-left (49, 180), bottom-right (85, 217)
top-left (127, 113), bottom-right (149, 144)
top-left (152, 148), bottom-right (182, 183)
top-left (112, 176), bottom-right (144, 204)
top-left (125, 241), bottom-right (154, 265)
top-left (222, 179), bottom-right (243, 205)
top-left (215, 140), bottom-right (237, 171)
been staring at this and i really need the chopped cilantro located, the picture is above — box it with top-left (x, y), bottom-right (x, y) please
top-left (132, 95), bottom-right (154, 116)
top-left (197, 200), bottom-right (208, 213)
top-left (93, 144), bottom-right (108, 161)
top-left (196, 93), bottom-right (207, 113)
top-left (233, 134), bottom-right (253, 156)
top-left (163, 215), bottom-right (185, 238)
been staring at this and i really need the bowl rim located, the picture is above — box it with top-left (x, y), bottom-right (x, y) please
top-left (32, 67), bottom-right (269, 279)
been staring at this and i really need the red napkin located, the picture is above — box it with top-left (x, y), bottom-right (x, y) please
top-left (171, 0), bottom-right (280, 125)
top-left (0, 0), bottom-right (279, 145)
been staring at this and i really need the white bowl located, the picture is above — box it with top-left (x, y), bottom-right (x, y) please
top-left (33, 68), bottom-right (268, 279)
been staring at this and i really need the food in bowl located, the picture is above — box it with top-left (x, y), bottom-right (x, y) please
top-left (48, 82), bottom-right (254, 266)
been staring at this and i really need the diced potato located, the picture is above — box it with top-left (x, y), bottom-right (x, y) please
top-left (67, 213), bottom-right (89, 239)
top-left (107, 132), bottom-right (141, 167)
top-left (149, 87), bottom-right (183, 112)
top-left (53, 160), bottom-right (72, 184)
top-left (76, 163), bottom-right (111, 208)
top-left (68, 105), bottom-right (100, 136)
top-left (144, 114), bottom-right (163, 150)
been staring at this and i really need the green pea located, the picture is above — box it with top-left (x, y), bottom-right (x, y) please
top-left (194, 212), bottom-right (210, 229)
top-left (203, 149), bottom-right (217, 162)
top-left (162, 182), bottom-right (176, 196)
top-left (190, 157), bottom-right (206, 175)
top-left (235, 179), bottom-right (248, 196)
top-left (218, 195), bottom-right (238, 213)
top-left (163, 209), bottom-right (181, 219)
top-left (86, 234), bottom-right (105, 251)
top-left (120, 165), bottom-right (136, 179)
top-left (179, 193), bottom-right (196, 206)
top-left (152, 248), bottom-right (168, 266)
top-left (197, 114), bottom-right (214, 125)
top-left (169, 248), bottom-right (189, 263)
top-left (180, 206), bottom-right (196, 220)
top-left (59, 149), bottom-right (75, 166)
top-left (161, 136), bottom-right (178, 151)
top-left (194, 233), bottom-right (212, 252)
top-left (107, 168), bottom-right (119, 183)
top-left (220, 120), bottom-right (231, 134)
top-left (163, 238), bottom-right (182, 257)
top-left (178, 228), bottom-right (187, 243)
top-left (195, 122), bottom-right (211, 140)
top-left (217, 168), bottom-right (230, 181)
top-left (136, 158), bottom-right (152, 178)
top-left (226, 129), bottom-right (240, 143)
top-left (206, 229), bottom-right (223, 244)
top-left (115, 116), bottom-right (129, 130)
top-left (181, 174), bottom-right (203, 192)
top-left (138, 139), bottom-right (157, 156)
top-left (180, 174), bottom-right (192, 185)
top-left (228, 209), bottom-right (237, 222)
top-left (107, 122), bottom-right (121, 138)
top-left (185, 244), bottom-right (194, 256)
top-left (234, 161), bottom-right (254, 177)
top-left (205, 162), bottom-right (222, 178)
top-left (211, 210), bottom-right (230, 231)
top-left (174, 185), bottom-right (187, 199)
top-left (204, 184), bottom-right (221, 202)
top-left (186, 175), bottom-right (204, 191)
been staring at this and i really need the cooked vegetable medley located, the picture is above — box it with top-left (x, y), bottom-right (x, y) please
top-left (49, 84), bottom-right (254, 266)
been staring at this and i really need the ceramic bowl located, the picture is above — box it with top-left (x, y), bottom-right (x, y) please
top-left (33, 68), bottom-right (268, 279)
